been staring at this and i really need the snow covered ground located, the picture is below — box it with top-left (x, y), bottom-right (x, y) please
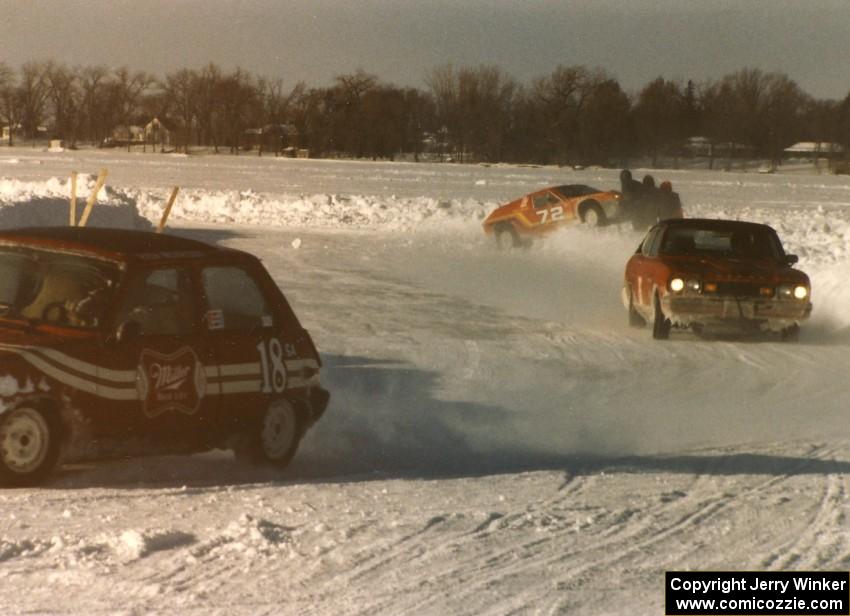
top-left (2, 147), bottom-right (850, 614)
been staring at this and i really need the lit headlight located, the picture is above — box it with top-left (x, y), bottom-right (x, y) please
top-left (669, 277), bottom-right (685, 292)
top-left (686, 279), bottom-right (701, 292)
top-left (778, 284), bottom-right (809, 300)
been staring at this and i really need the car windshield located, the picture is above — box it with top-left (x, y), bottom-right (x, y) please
top-left (0, 246), bottom-right (121, 329)
top-left (659, 226), bottom-right (783, 261)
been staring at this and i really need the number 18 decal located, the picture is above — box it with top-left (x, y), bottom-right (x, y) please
top-left (538, 206), bottom-right (565, 224)
top-left (257, 338), bottom-right (288, 393)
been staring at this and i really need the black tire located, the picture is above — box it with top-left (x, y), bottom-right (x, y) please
top-left (495, 224), bottom-right (521, 250)
top-left (580, 202), bottom-right (607, 227)
top-left (234, 398), bottom-right (302, 468)
top-left (0, 405), bottom-right (61, 487)
top-left (781, 324), bottom-right (800, 342)
top-left (652, 294), bottom-right (671, 340)
top-left (628, 288), bottom-right (646, 328)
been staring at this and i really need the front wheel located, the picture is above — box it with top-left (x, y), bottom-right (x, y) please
top-left (780, 324), bottom-right (800, 342)
top-left (628, 288), bottom-right (646, 328)
top-left (652, 295), bottom-right (671, 340)
top-left (234, 399), bottom-right (302, 468)
top-left (0, 406), bottom-right (61, 487)
top-left (581, 203), bottom-right (606, 227)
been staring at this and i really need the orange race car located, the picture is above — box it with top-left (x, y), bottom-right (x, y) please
top-left (623, 218), bottom-right (812, 340)
top-left (483, 184), bottom-right (623, 248)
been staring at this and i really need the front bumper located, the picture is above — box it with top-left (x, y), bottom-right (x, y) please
top-left (662, 295), bottom-right (812, 331)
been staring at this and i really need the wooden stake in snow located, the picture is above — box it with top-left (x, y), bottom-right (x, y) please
top-left (69, 171), bottom-right (78, 226)
top-left (157, 186), bottom-right (180, 233)
top-left (77, 168), bottom-right (108, 227)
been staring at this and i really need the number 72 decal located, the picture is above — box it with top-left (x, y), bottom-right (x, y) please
top-left (537, 206), bottom-right (565, 224)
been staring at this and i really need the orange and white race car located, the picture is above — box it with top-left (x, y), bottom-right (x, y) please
top-left (483, 184), bottom-right (623, 247)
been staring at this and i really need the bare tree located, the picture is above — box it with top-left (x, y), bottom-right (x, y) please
top-left (215, 68), bottom-right (261, 154)
top-left (530, 65), bottom-right (593, 165)
top-left (0, 62), bottom-right (18, 146)
top-left (78, 65), bottom-right (109, 144)
top-left (44, 62), bottom-right (80, 145)
top-left (108, 67), bottom-right (155, 151)
top-left (578, 77), bottom-right (632, 166)
top-left (633, 77), bottom-right (688, 167)
top-left (163, 68), bottom-right (198, 152)
top-left (17, 62), bottom-right (49, 145)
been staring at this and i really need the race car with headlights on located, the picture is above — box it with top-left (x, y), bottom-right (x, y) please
top-left (0, 227), bottom-right (329, 486)
top-left (483, 184), bottom-right (623, 248)
top-left (622, 218), bottom-right (812, 340)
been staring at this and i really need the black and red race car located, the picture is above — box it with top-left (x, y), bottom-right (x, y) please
top-left (0, 227), bottom-right (328, 485)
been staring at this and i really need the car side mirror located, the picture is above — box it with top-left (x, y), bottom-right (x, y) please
top-left (115, 319), bottom-right (141, 343)
top-left (784, 254), bottom-right (799, 266)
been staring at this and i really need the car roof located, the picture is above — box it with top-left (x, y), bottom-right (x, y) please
top-left (658, 218), bottom-right (776, 232)
top-left (0, 227), bottom-right (243, 263)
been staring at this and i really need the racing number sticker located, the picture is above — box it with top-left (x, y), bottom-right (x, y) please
top-left (257, 338), bottom-right (288, 393)
top-left (537, 206), bottom-right (565, 224)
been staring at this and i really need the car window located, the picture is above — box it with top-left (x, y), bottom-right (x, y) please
top-left (201, 266), bottom-right (273, 331)
top-left (115, 268), bottom-right (197, 336)
top-left (0, 248), bottom-right (119, 329)
top-left (659, 227), bottom-right (782, 260)
top-left (556, 185), bottom-right (597, 198)
top-left (532, 192), bottom-right (560, 208)
top-left (639, 227), bottom-right (661, 256)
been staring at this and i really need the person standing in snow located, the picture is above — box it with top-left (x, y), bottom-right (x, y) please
top-left (659, 181), bottom-right (684, 219)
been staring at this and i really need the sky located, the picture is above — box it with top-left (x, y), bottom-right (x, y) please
top-left (2, 0), bottom-right (850, 99)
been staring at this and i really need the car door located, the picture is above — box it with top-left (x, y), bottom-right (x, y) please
top-left (532, 190), bottom-right (571, 228)
top-left (98, 264), bottom-right (217, 444)
top-left (627, 227), bottom-right (663, 309)
top-left (198, 262), bottom-right (287, 430)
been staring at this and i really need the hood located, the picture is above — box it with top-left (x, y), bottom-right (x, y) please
top-left (662, 256), bottom-right (809, 284)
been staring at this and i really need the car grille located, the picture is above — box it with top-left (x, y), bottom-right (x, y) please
top-left (712, 282), bottom-right (768, 297)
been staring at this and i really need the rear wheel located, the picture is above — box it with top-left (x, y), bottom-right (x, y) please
top-left (495, 224), bottom-right (520, 249)
top-left (234, 399), bottom-right (302, 468)
top-left (0, 406), bottom-right (61, 486)
top-left (652, 294), bottom-right (671, 340)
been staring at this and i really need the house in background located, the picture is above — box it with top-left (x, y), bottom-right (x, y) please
top-left (244, 123), bottom-right (300, 155)
top-left (783, 142), bottom-right (844, 161)
top-left (144, 117), bottom-right (174, 151)
top-left (105, 124), bottom-right (145, 147)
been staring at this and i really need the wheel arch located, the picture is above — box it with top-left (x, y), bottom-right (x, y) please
top-left (578, 199), bottom-right (600, 221)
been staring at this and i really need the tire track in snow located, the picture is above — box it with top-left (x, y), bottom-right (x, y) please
top-left (412, 444), bottom-right (846, 614)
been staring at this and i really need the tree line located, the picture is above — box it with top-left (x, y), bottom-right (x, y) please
top-left (1, 59), bottom-right (850, 167)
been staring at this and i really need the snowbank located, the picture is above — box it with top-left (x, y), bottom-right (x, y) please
top-left (0, 175), bottom-right (492, 233)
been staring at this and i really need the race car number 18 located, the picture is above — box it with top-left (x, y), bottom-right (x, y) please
top-left (537, 206), bottom-right (564, 224)
top-left (257, 338), bottom-right (287, 393)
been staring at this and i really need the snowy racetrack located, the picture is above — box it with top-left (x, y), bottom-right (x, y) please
top-left (2, 148), bottom-right (850, 614)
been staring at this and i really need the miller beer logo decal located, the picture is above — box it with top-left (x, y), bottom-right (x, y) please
top-left (136, 347), bottom-right (206, 417)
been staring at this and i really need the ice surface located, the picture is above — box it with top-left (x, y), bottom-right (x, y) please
top-left (1, 148), bottom-right (850, 614)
